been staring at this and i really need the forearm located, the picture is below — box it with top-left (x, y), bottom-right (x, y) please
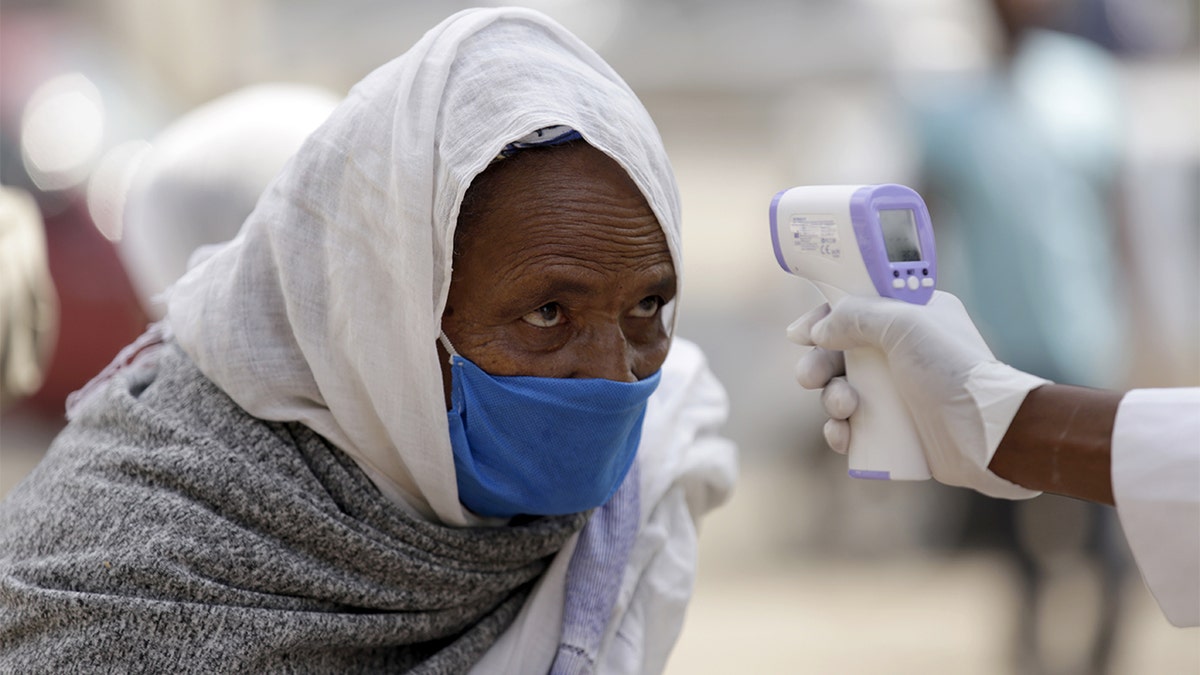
top-left (988, 384), bottom-right (1124, 506)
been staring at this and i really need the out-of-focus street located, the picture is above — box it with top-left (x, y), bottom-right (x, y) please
top-left (665, 464), bottom-right (1198, 674)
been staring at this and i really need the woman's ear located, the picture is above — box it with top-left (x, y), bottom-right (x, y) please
top-left (436, 338), bottom-right (453, 410)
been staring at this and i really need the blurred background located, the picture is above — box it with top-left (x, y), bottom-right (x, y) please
top-left (1, 0), bottom-right (1197, 672)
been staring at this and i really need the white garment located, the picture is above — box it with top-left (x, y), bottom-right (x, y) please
top-left (122, 84), bottom-right (339, 316)
top-left (166, 6), bottom-right (735, 671)
top-left (1112, 387), bottom-right (1200, 628)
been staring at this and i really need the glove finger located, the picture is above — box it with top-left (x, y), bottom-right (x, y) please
top-left (785, 303), bottom-right (831, 346)
top-left (810, 295), bottom-right (908, 352)
top-left (823, 418), bottom-right (849, 455)
top-left (795, 347), bottom-right (845, 390)
top-left (821, 376), bottom-right (858, 420)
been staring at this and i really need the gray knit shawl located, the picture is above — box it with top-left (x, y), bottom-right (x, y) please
top-left (0, 344), bottom-right (586, 673)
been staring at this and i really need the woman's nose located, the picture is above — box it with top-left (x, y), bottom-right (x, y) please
top-left (574, 324), bottom-right (637, 382)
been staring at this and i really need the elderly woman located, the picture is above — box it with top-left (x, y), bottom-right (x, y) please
top-left (0, 7), bottom-right (736, 673)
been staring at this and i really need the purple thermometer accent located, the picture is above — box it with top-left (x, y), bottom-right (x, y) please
top-left (849, 469), bottom-right (891, 480)
top-left (849, 184), bottom-right (937, 305)
top-left (769, 189), bottom-right (789, 273)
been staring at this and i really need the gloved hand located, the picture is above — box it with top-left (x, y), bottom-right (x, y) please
top-left (787, 290), bottom-right (1048, 499)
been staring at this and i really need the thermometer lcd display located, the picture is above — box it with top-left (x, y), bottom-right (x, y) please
top-left (879, 208), bottom-right (922, 262)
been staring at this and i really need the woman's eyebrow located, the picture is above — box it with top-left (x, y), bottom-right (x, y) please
top-left (498, 270), bottom-right (674, 316)
top-left (646, 273), bottom-right (677, 297)
top-left (522, 269), bottom-right (676, 299)
top-left (524, 277), bottom-right (595, 299)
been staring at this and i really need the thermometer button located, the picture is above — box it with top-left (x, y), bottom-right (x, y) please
top-left (892, 278), bottom-right (906, 289)
top-left (906, 276), bottom-right (920, 290)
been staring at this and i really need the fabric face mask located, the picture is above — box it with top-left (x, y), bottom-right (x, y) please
top-left (441, 336), bottom-right (660, 519)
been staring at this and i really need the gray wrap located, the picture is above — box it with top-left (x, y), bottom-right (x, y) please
top-left (0, 343), bottom-right (585, 673)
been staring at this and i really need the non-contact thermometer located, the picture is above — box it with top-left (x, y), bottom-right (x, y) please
top-left (770, 184), bottom-right (936, 480)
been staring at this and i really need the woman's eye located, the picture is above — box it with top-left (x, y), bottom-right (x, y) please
top-left (522, 303), bottom-right (563, 328)
top-left (629, 296), bottom-right (662, 319)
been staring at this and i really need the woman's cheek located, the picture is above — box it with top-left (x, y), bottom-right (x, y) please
top-left (634, 336), bottom-right (671, 378)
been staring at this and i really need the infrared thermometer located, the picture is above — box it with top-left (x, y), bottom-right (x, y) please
top-left (770, 184), bottom-right (935, 481)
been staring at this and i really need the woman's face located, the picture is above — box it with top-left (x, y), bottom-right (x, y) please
top-left (441, 142), bottom-right (675, 388)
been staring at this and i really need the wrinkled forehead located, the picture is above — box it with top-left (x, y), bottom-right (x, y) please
top-left (454, 132), bottom-right (661, 233)
top-left (454, 141), bottom-right (669, 262)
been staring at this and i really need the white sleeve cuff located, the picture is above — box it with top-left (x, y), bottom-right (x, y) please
top-left (1112, 388), bottom-right (1200, 627)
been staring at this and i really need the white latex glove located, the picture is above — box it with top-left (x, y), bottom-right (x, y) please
top-left (787, 291), bottom-right (1048, 500)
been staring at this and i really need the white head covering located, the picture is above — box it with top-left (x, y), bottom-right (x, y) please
top-left (167, 7), bottom-right (683, 527)
top-left (121, 84), bottom-right (340, 316)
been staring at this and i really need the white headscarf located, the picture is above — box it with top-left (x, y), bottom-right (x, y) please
top-left (167, 7), bottom-right (683, 527)
top-left (121, 84), bottom-right (339, 316)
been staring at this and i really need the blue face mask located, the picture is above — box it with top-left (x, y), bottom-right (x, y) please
top-left (442, 339), bottom-right (660, 519)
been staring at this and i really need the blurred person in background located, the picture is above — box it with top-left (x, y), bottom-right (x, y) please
top-left (898, 0), bottom-right (1135, 670)
top-left (0, 143), bottom-right (149, 423)
top-left (788, 291), bottom-right (1198, 629)
top-left (118, 83), bottom-right (340, 318)
top-left (907, 0), bottom-right (1126, 387)
top-left (0, 10), bottom-right (151, 425)
top-left (0, 186), bottom-right (57, 410)
top-left (0, 7), bottom-right (736, 673)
